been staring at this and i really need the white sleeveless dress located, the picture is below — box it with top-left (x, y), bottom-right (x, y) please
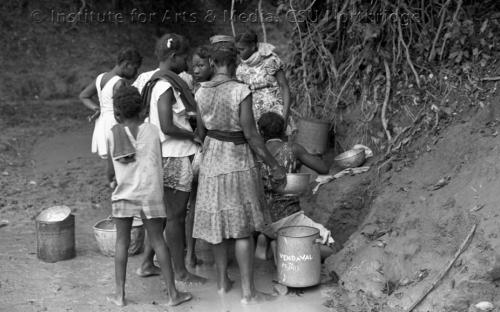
top-left (91, 73), bottom-right (121, 158)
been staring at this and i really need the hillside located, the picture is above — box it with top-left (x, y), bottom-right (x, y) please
top-left (2, 1), bottom-right (500, 311)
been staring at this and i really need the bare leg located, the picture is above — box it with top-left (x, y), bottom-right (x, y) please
top-left (235, 236), bottom-right (276, 304)
top-left (106, 217), bottom-right (133, 307)
top-left (267, 240), bottom-right (289, 296)
top-left (164, 187), bottom-right (206, 286)
top-left (270, 240), bottom-right (278, 266)
top-left (255, 233), bottom-right (269, 261)
top-left (136, 221), bottom-right (164, 277)
top-left (211, 240), bottom-right (233, 294)
top-left (185, 184), bottom-right (201, 268)
top-left (142, 217), bottom-right (192, 306)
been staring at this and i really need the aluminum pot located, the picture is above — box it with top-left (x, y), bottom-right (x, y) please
top-left (334, 148), bottom-right (365, 169)
top-left (276, 173), bottom-right (311, 196)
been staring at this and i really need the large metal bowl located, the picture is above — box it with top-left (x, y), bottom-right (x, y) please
top-left (334, 149), bottom-right (366, 169)
top-left (276, 173), bottom-right (312, 195)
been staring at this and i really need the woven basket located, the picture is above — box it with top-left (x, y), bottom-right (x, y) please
top-left (93, 218), bottom-right (144, 257)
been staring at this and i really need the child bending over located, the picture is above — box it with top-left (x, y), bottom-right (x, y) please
top-left (256, 112), bottom-right (335, 263)
top-left (106, 86), bottom-right (192, 307)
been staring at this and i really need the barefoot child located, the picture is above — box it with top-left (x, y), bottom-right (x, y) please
top-left (105, 86), bottom-right (192, 307)
top-left (185, 45), bottom-right (213, 269)
top-left (256, 112), bottom-right (335, 264)
top-left (134, 33), bottom-right (206, 286)
top-left (79, 48), bottom-right (142, 159)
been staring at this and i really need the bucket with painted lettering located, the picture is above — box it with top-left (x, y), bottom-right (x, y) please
top-left (276, 226), bottom-right (321, 287)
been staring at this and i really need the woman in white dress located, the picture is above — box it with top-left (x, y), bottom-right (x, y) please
top-left (79, 48), bottom-right (142, 159)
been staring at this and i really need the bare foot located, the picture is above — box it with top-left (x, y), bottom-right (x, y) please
top-left (166, 291), bottom-right (192, 307)
top-left (136, 265), bottom-right (161, 277)
top-left (175, 272), bottom-right (207, 288)
top-left (106, 293), bottom-right (125, 307)
top-left (217, 275), bottom-right (234, 294)
top-left (241, 291), bottom-right (277, 305)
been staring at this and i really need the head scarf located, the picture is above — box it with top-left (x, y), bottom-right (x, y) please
top-left (209, 35), bottom-right (235, 44)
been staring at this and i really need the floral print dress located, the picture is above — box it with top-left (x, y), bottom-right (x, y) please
top-left (192, 79), bottom-right (267, 244)
top-left (236, 43), bottom-right (285, 123)
top-left (262, 140), bottom-right (301, 223)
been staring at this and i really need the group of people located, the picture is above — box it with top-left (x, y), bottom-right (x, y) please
top-left (79, 30), bottom-right (334, 307)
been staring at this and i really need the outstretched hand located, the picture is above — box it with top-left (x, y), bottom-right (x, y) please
top-left (321, 230), bottom-right (335, 246)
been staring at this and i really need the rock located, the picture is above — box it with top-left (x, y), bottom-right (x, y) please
top-left (361, 224), bottom-right (380, 237)
top-left (399, 277), bottom-right (412, 286)
top-left (0, 220), bottom-right (9, 228)
top-left (1, 171), bottom-right (8, 176)
top-left (273, 283), bottom-right (288, 296)
top-left (474, 301), bottom-right (494, 311)
top-left (339, 247), bottom-right (387, 298)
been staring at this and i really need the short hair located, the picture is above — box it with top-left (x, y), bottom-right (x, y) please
top-left (193, 45), bottom-right (211, 60)
top-left (210, 41), bottom-right (237, 67)
top-left (155, 33), bottom-right (190, 62)
top-left (113, 85), bottom-right (143, 119)
top-left (258, 112), bottom-right (285, 140)
top-left (235, 29), bottom-right (258, 46)
top-left (116, 47), bottom-right (142, 65)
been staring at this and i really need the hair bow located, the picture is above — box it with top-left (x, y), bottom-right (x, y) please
top-left (167, 38), bottom-right (174, 48)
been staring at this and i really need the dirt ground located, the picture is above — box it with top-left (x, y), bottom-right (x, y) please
top-left (0, 100), bottom-right (338, 312)
top-left (3, 89), bottom-right (500, 312)
top-left (4, 2), bottom-right (500, 311)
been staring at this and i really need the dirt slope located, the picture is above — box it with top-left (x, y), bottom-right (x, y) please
top-left (303, 95), bottom-right (500, 311)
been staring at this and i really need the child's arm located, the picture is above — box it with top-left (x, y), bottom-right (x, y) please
top-left (240, 94), bottom-right (286, 181)
top-left (292, 143), bottom-right (329, 174)
top-left (106, 146), bottom-right (115, 187)
top-left (111, 79), bottom-right (126, 123)
top-left (158, 89), bottom-right (196, 140)
top-left (275, 70), bottom-right (291, 127)
top-left (79, 80), bottom-right (99, 112)
top-left (195, 101), bottom-right (206, 144)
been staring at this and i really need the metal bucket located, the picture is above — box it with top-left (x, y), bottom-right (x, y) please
top-left (295, 118), bottom-right (330, 155)
top-left (36, 206), bottom-right (76, 263)
top-left (277, 226), bottom-right (321, 287)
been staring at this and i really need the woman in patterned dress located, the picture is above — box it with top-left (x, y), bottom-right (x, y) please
top-left (235, 30), bottom-right (292, 129)
top-left (193, 39), bottom-right (286, 304)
